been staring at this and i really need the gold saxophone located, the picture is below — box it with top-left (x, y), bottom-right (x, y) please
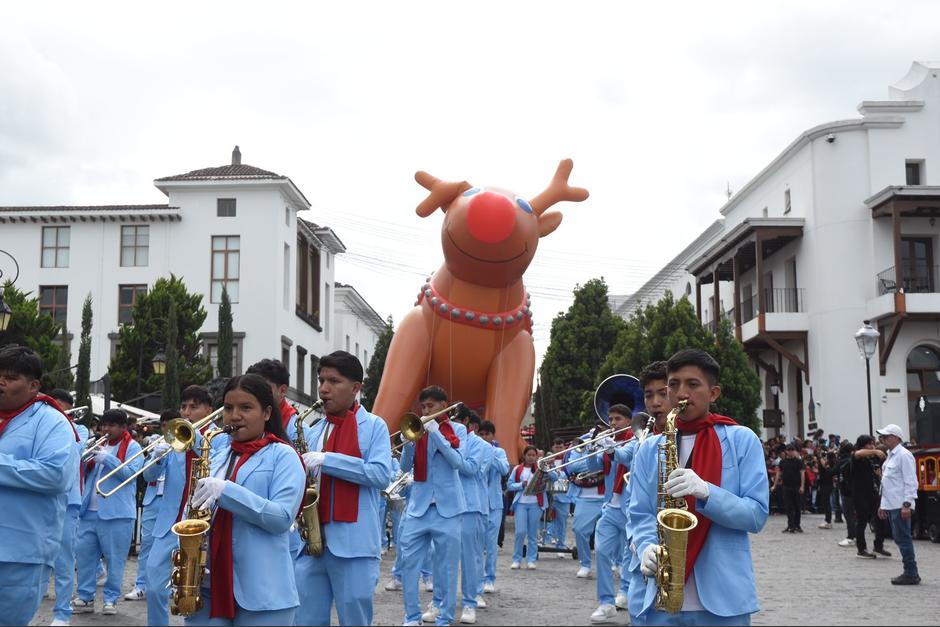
top-left (293, 400), bottom-right (325, 557)
top-left (169, 424), bottom-right (236, 617)
top-left (655, 400), bottom-right (699, 614)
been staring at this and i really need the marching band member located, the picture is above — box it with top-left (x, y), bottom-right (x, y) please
top-left (293, 351), bottom-right (393, 626)
top-left (383, 453), bottom-right (409, 592)
top-left (125, 412), bottom-right (175, 603)
top-left (547, 437), bottom-right (574, 552)
top-left (46, 389), bottom-right (88, 627)
top-left (184, 374), bottom-right (305, 625)
top-left (507, 445), bottom-right (556, 570)
top-left (632, 350), bottom-right (768, 626)
top-left (144, 385), bottom-right (216, 626)
top-left (398, 386), bottom-right (467, 627)
top-left (0, 347), bottom-right (78, 627)
top-left (450, 408), bottom-right (492, 624)
top-left (626, 361), bottom-right (670, 625)
top-left (477, 420), bottom-right (509, 595)
top-left (568, 430), bottom-right (606, 579)
top-left (73, 408), bottom-right (143, 617)
top-left (246, 358), bottom-right (304, 441)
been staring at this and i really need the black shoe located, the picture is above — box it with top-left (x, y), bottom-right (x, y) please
top-left (891, 574), bottom-right (921, 585)
top-left (835, 517), bottom-right (844, 523)
top-left (874, 548), bottom-right (892, 557)
top-left (782, 527), bottom-right (793, 533)
top-left (794, 527), bottom-right (804, 533)
top-left (857, 550), bottom-right (877, 559)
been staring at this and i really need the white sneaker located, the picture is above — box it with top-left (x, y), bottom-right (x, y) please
top-left (385, 577), bottom-right (403, 591)
top-left (612, 564), bottom-right (620, 573)
top-left (70, 599), bottom-right (94, 614)
top-left (123, 586), bottom-right (146, 601)
top-left (590, 603), bottom-right (617, 623)
top-left (576, 566), bottom-right (591, 578)
top-left (510, 561), bottom-right (521, 570)
top-left (50, 620), bottom-right (70, 626)
top-left (475, 594), bottom-right (487, 609)
top-left (483, 582), bottom-right (496, 593)
top-left (403, 622), bottom-right (421, 626)
top-left (421, 604), bottom-right (440, 623)
top-left (422, 577), bottom-right (434, 592)
top-left (526, 561), bottom-right (537, 570)
top-left (102, 602), bottom-right (117, 615)
top-left (460, 607), bottom-right (477, 624)
top-left (837, 538), bottom-right (854, 547)
top-left (615, 592), bottom-right (628, 609)
top-left (818, 522), bottom-right (832, 529)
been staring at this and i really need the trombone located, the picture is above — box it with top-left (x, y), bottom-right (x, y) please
top-left (81, 435), bottom-right (109, 463)
top-left (390, 402), bottom-right (463, 452)
top-left (95, 407), bottom-right (224, 498)
top-left (65, 405), bottom-right (90, 420)
top-left (539, 423), bottom-right (635, 473)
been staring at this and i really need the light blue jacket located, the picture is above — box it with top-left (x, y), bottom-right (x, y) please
top-left (209, 438), bottom-right (306, 611)
top-left (507, 464), bottom-right (557, 511)
top-left (484, 443), bottom-right (510, 511)
top-left (304, 405), bottom-right (393, 559)
top-left (67, 423), bottom-right (90, 508)
top-left (459, 432), bottom-right (493, 516)
top-left (81, 436), bottom-right (143, 520)
top-left (400, 421), bottom-right (468, 519)
top-left (0, 401), bottom-right (78, 566)
top-left (578, 439), bottom-right (637, 513)
top-left (630, 424), bottom-right (769, 617)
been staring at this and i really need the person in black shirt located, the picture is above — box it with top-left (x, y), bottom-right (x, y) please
top-left (851, 435), bottom-right (889, 558)
top-left (816, 452), bottom-right (837, 528)
top-left (772, 444), bottom-right (805, 532)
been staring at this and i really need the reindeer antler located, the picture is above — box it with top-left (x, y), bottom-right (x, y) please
top-left (528, 159), bottom-right (589, 216)
top-left (414, 171), bottom-right (473, 217)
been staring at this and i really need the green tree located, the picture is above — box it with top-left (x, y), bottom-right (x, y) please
top-left (75, 294), bottom-right (93, 410)
top-left (108, 275), bottom-right (212, 404)
top-left (712, 317), bottom-right (762, 434)
top-left (217, 286), bottom-right (234, 378)
top-left (535, 278), bottom-right (625, 438)
top-left (0, 282), bottom-right (72, 391)
top-left (361, 316), bottom-right (393, 410)
top-left (163, 299), bottom-right (180, 411)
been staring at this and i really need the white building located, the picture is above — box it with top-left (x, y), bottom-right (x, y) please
top-left (618, 62), bottom-right (940, 445)
top-left (333, 282), bottom-right (388, 371)
top-left (0, 147), bottom-right (385, 406)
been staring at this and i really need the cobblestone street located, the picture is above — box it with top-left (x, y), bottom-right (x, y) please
top-left (33, 512), bottom-right (940, 626)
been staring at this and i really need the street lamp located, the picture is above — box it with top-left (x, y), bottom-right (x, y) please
top-left (854, 320), bottom-right (880, 436)
top-left (770, 381), bottom-right (781, 397)
top-left (151, 350), bottom-right (167, 376)
top-left (0, 248), bottom-right (21, 332)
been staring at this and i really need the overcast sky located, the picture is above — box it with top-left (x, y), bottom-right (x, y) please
top-left (2, 0), bottom-right (939, 369)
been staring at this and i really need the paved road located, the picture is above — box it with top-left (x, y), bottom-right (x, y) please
top-left (32, 512), bottom-right (940, 625)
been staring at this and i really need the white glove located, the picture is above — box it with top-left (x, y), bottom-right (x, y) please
top-left (303, 451), bottom-right (326, 473)
top-left (424, 419), bottom-right (441, 434)
top-left (152, 442), bottom-right (171, 457)
top-left (93, 448), bottom-right (109, 464)
top-left (664, 468), bottom-right (710, 501)
top-left (192, 477), bottom-right (226, 510)
top-left (640, 544), bottom-right (660, 577)
top-left (598, 437), bottom-right (616, 451)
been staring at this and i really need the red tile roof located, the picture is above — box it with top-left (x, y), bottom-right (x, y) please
top-left (155, 164), bottom-right (285, 182)
top-left (0, 204), bottom-right (175, 212)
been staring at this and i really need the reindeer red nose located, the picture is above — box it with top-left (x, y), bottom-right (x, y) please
top-left (467, 192), bottom-right (516, 244)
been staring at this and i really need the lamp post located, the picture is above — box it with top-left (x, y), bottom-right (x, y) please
top-left (855, 320), bottom-right (880, 436)
top-left (0, 249), bottom-right (20, 333)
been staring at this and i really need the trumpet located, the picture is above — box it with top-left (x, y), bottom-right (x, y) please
top-left (390, 402), bottom-right (463, 451)
top-left (382, 471), bottom-right (413, 500)
top-left (95, 407), bottom-right (224, 498)
top-left (81, 435), bottom-right (109, 463)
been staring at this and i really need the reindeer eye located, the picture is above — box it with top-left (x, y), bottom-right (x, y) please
top-left (462, 187), bottom-right (481, 197)
top-left (516, 197), bottom-right (533, 214)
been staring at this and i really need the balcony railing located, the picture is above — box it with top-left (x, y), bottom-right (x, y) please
top-left (739, 287), bottom-right (805, 323)
top-left (876, 266), bottom-right (938, 295)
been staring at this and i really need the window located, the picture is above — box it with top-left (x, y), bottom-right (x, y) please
top-left (282, 345), bottom-right (290, 371)
top-left (211, 236), bottom-right (240, 303)
top-left (284, 243), bottom-right (290, 311)
top-left (120, 225), bottom-right (149, 267)
top-left (295, 236), bottom-right (322, 327)
top-left (363, 350), bottom-right (368, 369)
top-left (355, 342), bottom-right (360, 360)
top-left (41, 226), bottom-right (70, 268)
top-left (285, 206), bottom-right (290, 226)
top-left (906, 161), bottom-right (923, 186)
top-left (39, 286), bottom-right (68, 326)
top-left (345, 335), bottom-right (350, 352)
top-left (783, 188), bottom-right (791, 214)
top-left (901, 237), bottom-right (934, 292)
top-left (217, 198), bottom-right (236, 217)
top-left (310, 354), bottom-right (319, 399)
top-left (324, 284), bottom-right (331, 338)
top-left (296, 347), bottom-right (307, 396)
top-left (118, 284), bottom-right (148, 325)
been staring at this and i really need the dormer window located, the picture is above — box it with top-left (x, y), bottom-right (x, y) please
top-left (906, 160), bottom-right (924, 186)
top-left (217, 198), bottom-right (236, 217)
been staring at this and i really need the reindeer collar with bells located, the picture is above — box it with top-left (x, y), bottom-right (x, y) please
top-left (415, 278), bottom-right (533, 334)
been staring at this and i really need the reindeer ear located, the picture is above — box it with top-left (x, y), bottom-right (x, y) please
top-left (538, 211), bottom-right (563, 238)
top-left (415, 171), bottom-right (471, 217)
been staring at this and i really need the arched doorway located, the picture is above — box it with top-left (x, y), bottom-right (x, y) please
top-left (907, 344), bottom-right (940, 445)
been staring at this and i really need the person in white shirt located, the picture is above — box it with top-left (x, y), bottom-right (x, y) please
top-left (875, 424), bottom-right (920, 585)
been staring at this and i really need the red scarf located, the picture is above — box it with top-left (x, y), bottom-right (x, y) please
top-left (514, 464), bottom-right (544, 507)
top-left (675, 412), bottom-right (737, 582)
top-left (280, 398), bottom-right (297, 433)
top-left (0, 393), bottom-right (79, 441)
top-left (604, 428), bottom-right (634, 494)
top-left (210, 434), bottom-right (287, 619)
top-left (85, 430), bottom-right (133, 476)
top-left (413, 419), bottom-right (460, 482)
top-left (318, 404), bottom-right (362, 523)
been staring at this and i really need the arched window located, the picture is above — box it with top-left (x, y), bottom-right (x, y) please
top-left (907, 345), bottom-right (940, 445)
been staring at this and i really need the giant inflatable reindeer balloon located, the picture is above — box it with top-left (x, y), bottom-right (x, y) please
top-left (373, 160), bottom-right (589, 463)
